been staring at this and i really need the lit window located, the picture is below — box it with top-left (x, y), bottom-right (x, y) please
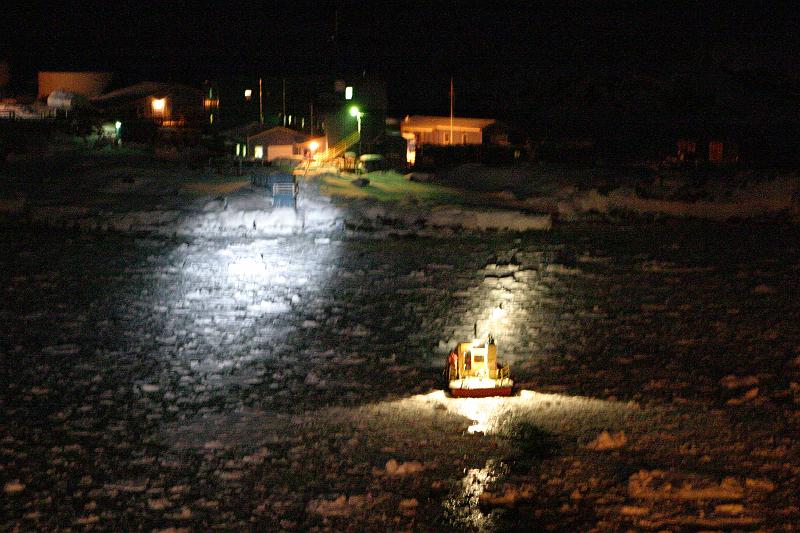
top-left (345, 86), bottom-right (353, 100)
top-left (209, 113), bottom-right (214, 124)
top-left (443, 132), bottom-right (450, 144)
top-left (236, 144), bottom-right (241, 156)
top-left (254, 145), bottom-right (263, 159)
top-left (244, 89), bottom-right (252, 100)
top-left (151, 98), bottom-right (166, 112)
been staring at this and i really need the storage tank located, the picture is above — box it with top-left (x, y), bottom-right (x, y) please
top-left (38, 71), bottom-right (113, 100)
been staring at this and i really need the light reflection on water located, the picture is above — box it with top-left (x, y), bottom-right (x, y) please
top-left (156, 237), bottom-right (337, 375)
top-left (399, 390), bottom-right (638, 531)
top-left (442, 459), bottom-right (509, 531)
top-left (454, 396), bottom-right (509, 435)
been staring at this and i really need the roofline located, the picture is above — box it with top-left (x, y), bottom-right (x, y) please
top-left (245, 125), bottom-right (312, 143)
top-left (401, 125), bottom-right (483, 133)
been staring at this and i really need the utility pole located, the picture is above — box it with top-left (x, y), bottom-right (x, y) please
top-left (332, 4), bottom-right (339, 74)
top-left (258, 78), bottom-right (264, 125)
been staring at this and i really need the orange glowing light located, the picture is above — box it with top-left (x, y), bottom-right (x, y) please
top-left (151, 98), bottom-right (166, 112)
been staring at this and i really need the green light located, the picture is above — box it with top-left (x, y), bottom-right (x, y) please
top-left (349, 106), bottom-right (360, 117)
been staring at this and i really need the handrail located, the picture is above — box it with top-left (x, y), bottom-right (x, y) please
top-left (272, 182), bottom-right (296, 194)
top-left (322, 130), bottom-right (361, 162)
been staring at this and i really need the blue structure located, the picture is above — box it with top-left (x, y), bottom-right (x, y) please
top-left (267, 172), bottom-right (297, 208)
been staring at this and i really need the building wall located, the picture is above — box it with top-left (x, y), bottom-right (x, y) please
top-left (124, 90), bottom-right (206, 128)
top-left (163, 90), bottom-right (206, 127)
top-left (266, 145), bottom-right (294, 161)
top-left (435, 129), bottom-right (482, 145)
top-left (402, 127), bottom-right (483, 146)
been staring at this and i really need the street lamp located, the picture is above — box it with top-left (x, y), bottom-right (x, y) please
top-left (151, 98), bottom-right (166, 124)
top-left (349, 105), bottom-right (363, 158)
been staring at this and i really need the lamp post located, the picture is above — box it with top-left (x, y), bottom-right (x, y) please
top-left (349, 105), bottom-right (362, 157)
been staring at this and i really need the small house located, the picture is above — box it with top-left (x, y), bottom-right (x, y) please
top-left (245, 126), bottom-right (325, 162)
top-left (400, 115), bottom-right (497, 147)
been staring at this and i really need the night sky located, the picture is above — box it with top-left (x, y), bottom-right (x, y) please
top-left (3, 1), bottom-right (800, 119)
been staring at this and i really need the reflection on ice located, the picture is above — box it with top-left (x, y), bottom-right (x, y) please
top-left (176, 186), bottom-right (345, 236)
top-left (453, 395), bottom-right (509, 435)
top-left (153, 237), bottom-right (339, 384)
top-left (391, 389), bottom-right (640, 530)
top-left (177, 238), bottom-right (336, 313)
top-left (443, 459), bottom-right (508, 531)
top-left (226, 256), bottom-right (266, 279)
top-left (490, 304), bottom-right (506, 321)
top-left (401, 389), bottom-right (638, 438)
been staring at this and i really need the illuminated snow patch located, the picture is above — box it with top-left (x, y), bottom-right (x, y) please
top-left (395, 389), bottom-right (640, 438)
top-left (227, 257), bottom-right (266, 279)
top-left (247, 300), bottom-right (291, 314)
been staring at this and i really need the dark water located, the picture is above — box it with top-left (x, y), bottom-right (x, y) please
top-left (2, 221), bottom-right (799, 530)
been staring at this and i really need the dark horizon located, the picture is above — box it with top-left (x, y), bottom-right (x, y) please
top-left (3, 1), bottom-right (800, 120)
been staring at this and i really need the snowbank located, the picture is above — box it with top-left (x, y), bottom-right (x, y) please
top-left (348, 203), bottom-right (552, 232)
top-left (537, 176), bottom-right (800, 222)
top-left (15, 189), bottom-right (345, 236)
top-left (9, 172), bottom-right (798, 238)
top-left (427, 207), bottom-right (552, 231)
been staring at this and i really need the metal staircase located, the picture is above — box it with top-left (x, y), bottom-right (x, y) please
top-left (322, 130), bottom-right (360, 162)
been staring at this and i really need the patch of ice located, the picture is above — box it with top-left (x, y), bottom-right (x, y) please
top-left (720, 375), bottom-right (759, 389)
top-left (585, 430), bottom-right (627, 450)
top-left (725, 387), bottom-right (759, 405)
top-left (478, 484), bottom-right (535, 507)
top-left (42, 344), bottom-right (81, 356)
top-left (383, 458), bottom-right (424, 477)
top-left (745, 478), bottom-right (775, 492)
top-left (628, 470), bottom-right (744, 500)
top-left (306, 494), bottom-right (373, 517)
top-left (752, 284), bottom-right (776, 294)
top-left (4, 481), bottom-right (25, 494)
top-left (545, 263), bottom-right (582, 275)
